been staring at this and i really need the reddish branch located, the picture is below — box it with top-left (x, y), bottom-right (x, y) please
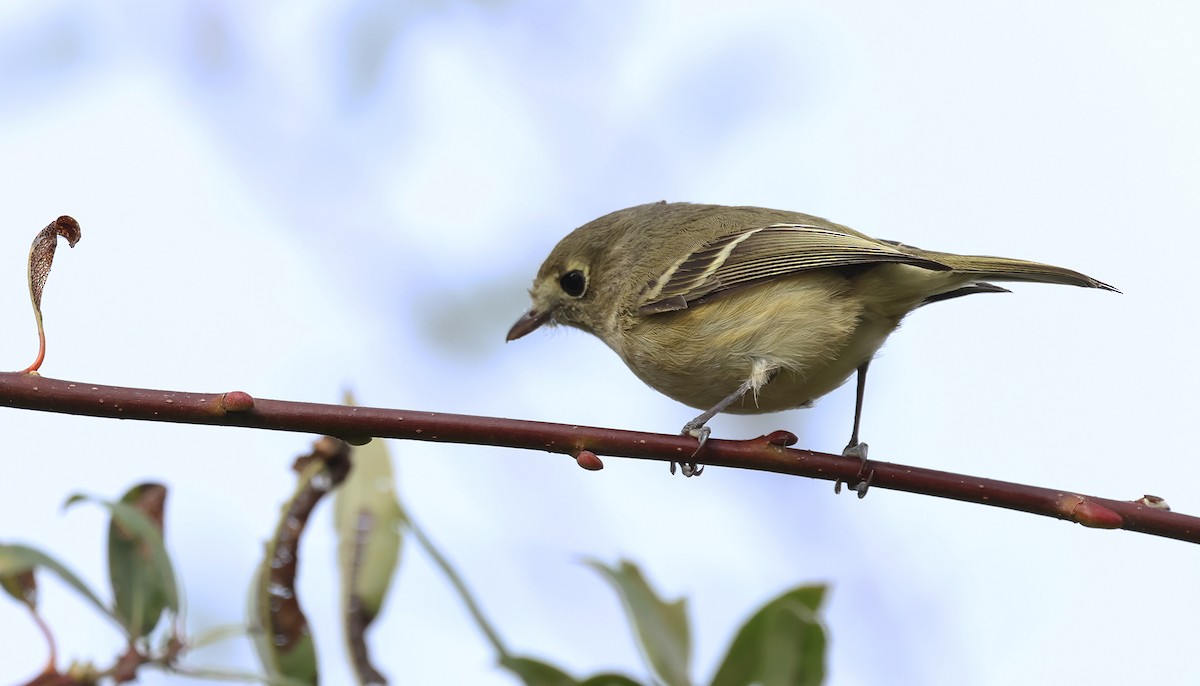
top-left (2, 371), bottom-right (1196, 544)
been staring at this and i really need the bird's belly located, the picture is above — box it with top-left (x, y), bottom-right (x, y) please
top-left (615, 274), bottom-right (901, 414)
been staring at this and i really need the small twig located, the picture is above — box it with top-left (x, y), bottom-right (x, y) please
top-left (1, 372), bottom-right (1196, 544)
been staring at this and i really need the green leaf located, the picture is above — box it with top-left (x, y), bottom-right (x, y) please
top-left (580, 675), bottom-right (647, 686)
top-left (65, 487), bottom-right (179, 639)
top-left (0, 542), bottom-right (123, 630)
top-left (499, 656), bottom-right (647, 686)
top-left (585, 559), bottom-right (691, 686)
top-left (334, 439), bottom-right (405, 622)
top-left (500, 655), bottom-right (580, 686)
top-left (111, 484), bottom-right (170, 638)
top-left (334, 401), bottom-right (406, 685)
top-left (708, 584), bottom-right (828, 686)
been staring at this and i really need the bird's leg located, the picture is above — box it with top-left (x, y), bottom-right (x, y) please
top-left (675, 361), bottom-right (779, 477)
top-left (843, 360), bottom-right (870, 461)
top-left (835, 361), bottom-right (874, 497)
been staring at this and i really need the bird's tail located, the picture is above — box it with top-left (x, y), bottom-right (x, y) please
top-left (917, 250), bottom-right (1119, 292)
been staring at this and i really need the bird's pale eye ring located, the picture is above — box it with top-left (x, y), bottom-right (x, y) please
top-left (559, 269), bottom-right (587, 297)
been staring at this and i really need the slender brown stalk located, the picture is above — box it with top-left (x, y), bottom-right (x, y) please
top-left (2, 371), bottom-right (1195, 544)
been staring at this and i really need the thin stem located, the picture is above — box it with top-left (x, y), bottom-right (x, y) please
top-left (405, 512), bottom-right (509, 657)
top-left (30, 605), bottom-right (56, 673)
top-left (19, 327), bottom-right (45, 375)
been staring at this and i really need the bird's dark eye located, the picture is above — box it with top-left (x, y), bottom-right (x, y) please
top-left (559, 270), bottom-right (586, 297)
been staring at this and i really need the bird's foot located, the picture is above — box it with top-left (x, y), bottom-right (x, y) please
top-left (671, 422), bottom-right (710, 477)
top-left (834, 442), bottom-right (873, 497)
top-left (842, 442), bottom-right (868, 462)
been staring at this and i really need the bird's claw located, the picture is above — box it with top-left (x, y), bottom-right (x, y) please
top-left (853, 468), bottom-right (874, 498)
top-left (671, 461), bottom-right (704, 477)
top-left (671, 424), bottom-right (710, 477)
top-left (686, 425), bottom-right (711, 451)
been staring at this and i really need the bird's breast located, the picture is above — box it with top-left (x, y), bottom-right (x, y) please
top-left (612, 272), bottom-right (902, 414)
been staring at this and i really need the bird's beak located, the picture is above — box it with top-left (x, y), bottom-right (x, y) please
top-left (506, 308), bottom-right (551, 341)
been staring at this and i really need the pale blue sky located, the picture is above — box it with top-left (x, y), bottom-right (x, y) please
top-left (2, 2), bottom-right (1198, 685)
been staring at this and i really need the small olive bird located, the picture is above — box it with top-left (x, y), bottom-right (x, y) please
top-left (507, 202), bottom-right (1116, 476)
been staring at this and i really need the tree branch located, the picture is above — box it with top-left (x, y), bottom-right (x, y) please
top-left (2, 371), bottom-right (1195, 544)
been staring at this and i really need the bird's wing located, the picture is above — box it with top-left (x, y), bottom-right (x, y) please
top-left (637, 223), bottom-right (953, 314)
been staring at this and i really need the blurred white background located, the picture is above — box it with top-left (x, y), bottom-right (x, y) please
top-left (1, 1), bottom-right (1197, 684)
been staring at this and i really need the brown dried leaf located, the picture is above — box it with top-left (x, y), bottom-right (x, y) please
top-left (23, 216), bottom-right (81, 374)
top-left (0, 567), bottom-right (37, 609)
top-left (249, 438), bottom-right (351, 685)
